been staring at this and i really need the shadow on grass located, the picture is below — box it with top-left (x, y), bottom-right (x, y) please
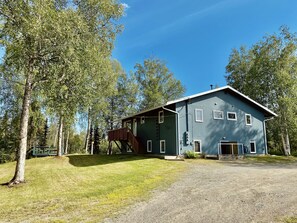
top-left (67, 154), bottom-right (152, 167)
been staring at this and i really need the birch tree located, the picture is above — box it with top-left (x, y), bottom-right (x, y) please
top-left (226, 26), bottom-right (297, 155)
top-left (0, 0), bottom-right (123, 185)
top-left (134, 57), bottom-right (185, 110)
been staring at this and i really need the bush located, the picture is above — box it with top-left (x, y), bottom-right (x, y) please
top-left (0, 149), bottom-right (15, 163)
top-left (184, 150), bottom-right (198, 159)
top-left (269, 149), bottom-right (284, 156)
top-left (291, 151), bottom-right (297, 157)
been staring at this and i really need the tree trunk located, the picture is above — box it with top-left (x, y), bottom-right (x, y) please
top-left (9, 76), bottom-right (32, 186)
top-left (84, 108), bottom-right (91, 154)
top-left (64, 130), bottom-right (69, 155)
top-left (57, 116), bottom-right (64, 156)
top-left (108, 141), bottom-right (112, 155)
top-left (285, 129), bottom-right (291, 156)
top-left (281, 130), bottom-right (291, 156)
top-left (53, 123), bottom-right (58, 148)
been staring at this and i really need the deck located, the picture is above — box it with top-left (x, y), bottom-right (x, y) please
top-left (108, 127), bottom-right (144, 154)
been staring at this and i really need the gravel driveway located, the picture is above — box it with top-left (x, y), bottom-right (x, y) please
top-left (103, 160), bottom-right (297, 223)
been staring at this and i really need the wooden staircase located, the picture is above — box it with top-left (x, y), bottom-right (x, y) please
top-left (108, 127), bottom-right (144, 154)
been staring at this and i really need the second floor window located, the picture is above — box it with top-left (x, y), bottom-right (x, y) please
top-left (158, 111), bottom-right (164, 123)
top-left (213, 110), bottom-right (224, 120)
top-left (195, 109), bottom-right (203, 122)
top-left (227, 112), bottom-right (237, 121)
top-left (245, 114), bottom-right (252, 125)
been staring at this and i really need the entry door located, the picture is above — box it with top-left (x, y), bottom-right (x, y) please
top-left (133, 119), bottom-right (137, 136)
top-left (220, 141), bottom-right (238, 155)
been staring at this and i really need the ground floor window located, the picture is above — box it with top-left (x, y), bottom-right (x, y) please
top-left (160, 140), bottom-right (166, 153)
top-left (250, 141), bottom-right (256, 153)
top-left (147, 140), bottom-right (152, 152)
top-left (194, 140), bottom-right (201, 153)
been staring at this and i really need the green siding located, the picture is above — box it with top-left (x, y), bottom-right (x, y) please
top-left (123, 108), bottom-right (177, 155)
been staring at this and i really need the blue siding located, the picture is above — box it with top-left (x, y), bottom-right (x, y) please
top-left (176, 91), bottom-right (266, 155)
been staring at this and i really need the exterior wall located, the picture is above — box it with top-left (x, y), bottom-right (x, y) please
top-left (123, 106), bottom-right (177, 155)
top-left (176, 90), bottom-right (266, 156)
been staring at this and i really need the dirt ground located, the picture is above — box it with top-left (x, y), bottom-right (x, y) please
top-left (103, 159), bottom-right (297, 223)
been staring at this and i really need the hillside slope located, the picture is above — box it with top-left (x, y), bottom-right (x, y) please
top-left (0, 155), bottom-right (186, 222)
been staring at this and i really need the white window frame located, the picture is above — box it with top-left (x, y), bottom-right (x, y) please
top-left (158, 111), bottom-right (164, 124)
top-left (194, 140), bottom-right (202, 153)
top-left (227, 112), bottom-right (237, 121)
top-left (213, 110), bottom-right (224, 120)
top-left (141, 116), bottom-right (145, 124)
top-left (245, 114), bottom-right (252, 125)
top-left (195, 109), bottom-right (203, 122)
top-left (250, 140), bottom-right (256, 153)
top-left (147, 140), bottom-right (152, 152)
top-left (160, 140), bottom-right (166, 153)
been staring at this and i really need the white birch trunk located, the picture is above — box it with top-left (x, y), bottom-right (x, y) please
top-left (64, 130), bottom-right (69, 155)
top-left (9, 76), bottom-right (32, 186)
top-left (84, 109), bottom-right (91, 154)
top-left (57, 116), bottom-right (63, 156)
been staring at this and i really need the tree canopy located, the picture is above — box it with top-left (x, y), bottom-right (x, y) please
top-left (134, 57), bottom-right (185, 110)
top-left (0, 0), bottom-right (124, 185)
top-left (226, 26), bottom-right (297, 155)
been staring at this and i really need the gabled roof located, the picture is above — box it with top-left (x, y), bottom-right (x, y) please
top-left (122, 85), bottom-right (277, 120)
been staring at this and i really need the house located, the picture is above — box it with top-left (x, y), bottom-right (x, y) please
top-left (108, 86), bottom-right (277, 157)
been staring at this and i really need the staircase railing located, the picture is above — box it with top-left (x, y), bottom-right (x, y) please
top-left (108, 127), bottom-right (143, 153)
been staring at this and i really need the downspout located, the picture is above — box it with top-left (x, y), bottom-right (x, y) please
top-left (185, 100), bottom-right (189, 132)
top-left (263, 116), bottom-right (275, 155)
top-left (162, 106), bottom-right (180, 156)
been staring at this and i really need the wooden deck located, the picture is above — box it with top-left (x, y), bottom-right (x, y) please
top-left (108, 127), bottom-right (144, 154)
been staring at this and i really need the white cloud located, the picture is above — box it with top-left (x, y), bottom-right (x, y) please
top-left (121, 3), bottom-right (130, 10)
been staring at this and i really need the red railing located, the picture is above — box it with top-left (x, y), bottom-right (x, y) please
top-left (108, 128), bottom-right (143, 154)
top-left (108, 127), bottom-right (128, 141)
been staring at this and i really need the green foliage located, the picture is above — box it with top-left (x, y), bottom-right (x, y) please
top-left (184, 150), bottom-right (198, 159)
top-left (226, 26), bottom-right (297, 154)
top-left (134, 57), bottom-right (186, 110)
top-left (68, 132), bottom-right (85, 154)
top-left (0, 0), bottom-right (124, 168)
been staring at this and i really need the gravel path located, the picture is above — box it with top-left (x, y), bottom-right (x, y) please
top-left (103, 160), bottom-right (297, 223)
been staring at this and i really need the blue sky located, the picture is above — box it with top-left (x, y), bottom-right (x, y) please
top-left (113, 0), bottom-right (297, 95)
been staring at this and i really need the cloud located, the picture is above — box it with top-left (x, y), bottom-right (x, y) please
top-left (121, 3), bottom-right (130, 10)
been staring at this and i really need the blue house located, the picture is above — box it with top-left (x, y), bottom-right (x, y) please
top-left (108, 86), bottom-right (277, 157)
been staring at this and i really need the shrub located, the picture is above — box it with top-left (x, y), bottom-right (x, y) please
top-left (291, 151), bottom-right (297, 157)
top-left (0, 149), bottom-right (15, 163)
top-left (184, 150), bottom-right (198, 159)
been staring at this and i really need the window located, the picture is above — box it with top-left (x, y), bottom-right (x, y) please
top-left (141, 116), bottom-right (145, 124)
top-left (160, 140), bottom-right (166, 153)
top-left (245, 114), bottom-right (252, 125)
top-left (158, 111), bottom-right (164, 123)
top-left (213, 110), bottom-right (224, 120)
top-left (227, 112), bottom-right (237, 121)
top-left (250, 141), bottom-right (256, 153)
top-left (147, 140), bottom-right (152, 152)
top-left (195, 109), bottom-right (203, 122)
top-left (194, 140), bottom-right (202, 153)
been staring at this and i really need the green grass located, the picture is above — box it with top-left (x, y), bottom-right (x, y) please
top-left (283, 217), bottom-right (297, 223)
top-left (0, 155), bottom-right (187, 222)
top-left (245, 155), bottom-right (297, 163)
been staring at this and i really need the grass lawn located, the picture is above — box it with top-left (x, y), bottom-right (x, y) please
top-left (245, 155), bottom-right (297, 163)
top-left (0, 155), bottom-right (187, 222)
